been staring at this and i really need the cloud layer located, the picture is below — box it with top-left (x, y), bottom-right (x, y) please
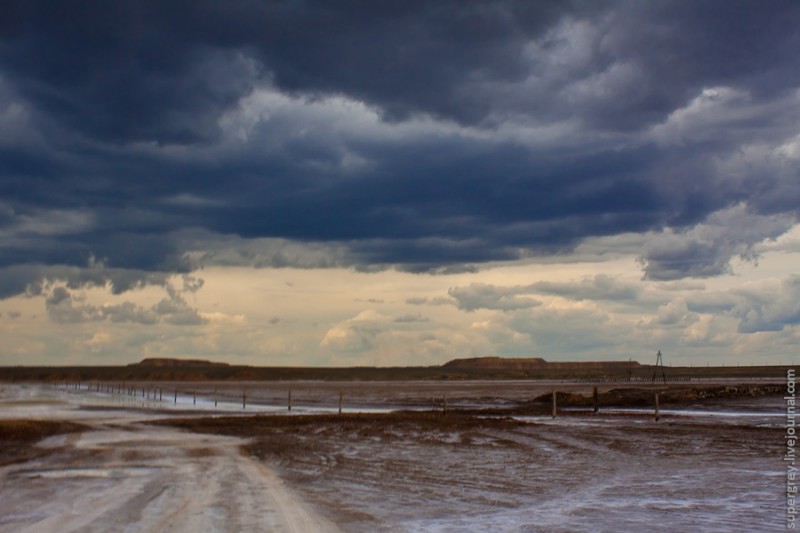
top-left (1, 1), bottom-right (798, 294)
top-left (1, 2), bottom-right (799, 366)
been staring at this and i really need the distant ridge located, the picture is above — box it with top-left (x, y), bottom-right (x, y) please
top-left (442, 357), bottom-right (641, 370)
top-left (128, 358), bottom-right (230, 368)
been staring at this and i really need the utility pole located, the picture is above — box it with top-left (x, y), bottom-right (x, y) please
top-left (651, 350), bottom-right (666, 384)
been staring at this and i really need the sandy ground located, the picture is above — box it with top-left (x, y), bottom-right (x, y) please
top-left (0, 385), bottom-right (338, 533)
top-left (0, 381), bottom-right (788, 532)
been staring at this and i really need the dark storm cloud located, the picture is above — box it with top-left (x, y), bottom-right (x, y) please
top-left (0, 263), bottom-right (172, 299)
top-left (638, 204), bottom-right (795, 280)
top-left (1, 0), bottom-right (799, 296)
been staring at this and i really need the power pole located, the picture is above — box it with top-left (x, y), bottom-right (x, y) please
top-left (651, 350), bottom-right (666, 384)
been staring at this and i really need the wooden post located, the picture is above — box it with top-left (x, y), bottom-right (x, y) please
top-left (288, 389), bottom-right (292, 411)
top-left (338, 391), bottom-right (343, 415)
top-left (174, 389), bottom-right (178, 404)
top-left (654, 392), bottom-right (660, 422)
top-left (552, 389), bottom-right (557, 419)
top-left (242, 390), bottom-right (247, 410)
top-left (214, 388), bottom-right (218, 408)
top-left (443, 395), bottom-right (448, 416)
top-left (193, 390), bottom-right (196, 405)
top-left (159, 388), bottom-right (163, 402)
top-left (593, 386), bottom-right (598, 414)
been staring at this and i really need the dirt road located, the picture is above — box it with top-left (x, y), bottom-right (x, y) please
top-left (0, 387), bottom-right (338, 532)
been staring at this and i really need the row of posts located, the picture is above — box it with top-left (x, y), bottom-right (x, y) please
top-left (54, 382), bottom-right (663, 421)
top-left (52, 382), bottom-right (349, 414)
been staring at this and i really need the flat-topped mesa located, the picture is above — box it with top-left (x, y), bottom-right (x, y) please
top-left (542, 360), bottom-right (641, 369)
top-left (442, 357), bottom-right (547, 369)
top-left (442, 357), bottom-right (641, 369)
top-left (129, 358), bottom-right (230, 368)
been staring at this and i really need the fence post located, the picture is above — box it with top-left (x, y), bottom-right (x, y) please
top-left (338, 391), bottom-right (343, 415)
top-left (552, 389), bottom-right (557, 419)
top-left (288, 389), bottom-right (292, 411)
top-left (593, 386), bottom-right (598, 414)
top-left (242, 390), bottom-right (247, 410)
top-left (654, 392), bottom-right (660, 422)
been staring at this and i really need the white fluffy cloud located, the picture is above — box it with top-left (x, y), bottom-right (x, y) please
top-left (448, 283), bottom-right (541, 312)
top-left (320, 310), bottom-right (392, 354)
top-left (732, 275), bottom-right (800, 333)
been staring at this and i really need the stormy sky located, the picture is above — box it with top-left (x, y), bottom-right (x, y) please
top-left (1, 1), bottom-right (799, 366)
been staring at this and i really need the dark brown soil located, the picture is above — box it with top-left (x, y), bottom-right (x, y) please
top-left (0, 419), bottom-right (88, 466)
top-left (530, 383), bottom-right (785, 408)
top-left (155, 411), bottom-right (526, 438)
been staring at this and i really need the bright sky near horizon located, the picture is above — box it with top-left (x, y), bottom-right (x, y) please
top-left (1, 1), bottom-right (799, 366)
